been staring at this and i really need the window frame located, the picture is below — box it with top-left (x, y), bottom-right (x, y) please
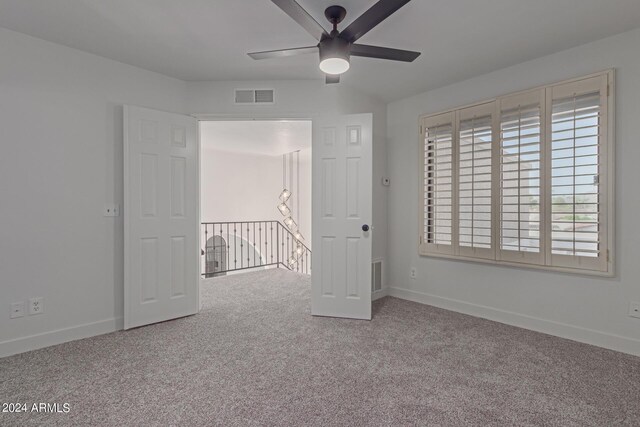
top-left (418, 70), bottom-right (615, 277)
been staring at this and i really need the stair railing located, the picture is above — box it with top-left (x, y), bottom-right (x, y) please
top-left (201, 220), bottom-right (311, 277)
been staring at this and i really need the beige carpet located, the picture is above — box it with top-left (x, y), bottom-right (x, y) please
top-left (1, 269), bottom-right (639, 426)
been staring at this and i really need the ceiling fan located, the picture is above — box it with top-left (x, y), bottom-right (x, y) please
top-left (248, 0), bottom-right (421, 84)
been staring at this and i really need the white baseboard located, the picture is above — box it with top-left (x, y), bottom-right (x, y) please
top-left (0, 317), bottom-right (123, 358)
top-left (388, 287), bottom-right (640, 357)
top-left (372, 288), bottom-right (388, 301)
top-left (5, 290), bottom-right (638, 358)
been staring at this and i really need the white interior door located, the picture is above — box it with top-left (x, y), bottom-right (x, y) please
top-left (124, 105), bottom-right (199, 329)
top-left (312, 113), bottom-right (373, 320)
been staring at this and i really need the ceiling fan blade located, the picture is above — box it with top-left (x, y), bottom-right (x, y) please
top-left (350, 44), bottom-right (420, 62)
top-left (272, 0), bottom-right (329, 41)
top-left (248, 46), bottom-right (318, 60)
top-left (340, 0), bottom-right (412, 43)
top-left (326, 74), bottom-right (340, 84)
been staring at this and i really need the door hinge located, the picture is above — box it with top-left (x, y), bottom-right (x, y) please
top-left (607, 249), bottom-right (610, 262)
top-left (607, 84), bottom-right (610, 97)
top-left (419, 125), bottom-right (423, 135)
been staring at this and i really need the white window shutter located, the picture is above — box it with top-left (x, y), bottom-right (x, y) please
top-left (419, 71), bottom-right (613, 276)
top-left (498, 89), bottom-right (545, 265)
top-left (420, 112), bottom-right (455, 255)
top-left (457, 103), bottom-right (495, 259)
top-left (547, 75), bottom-right (609, 272)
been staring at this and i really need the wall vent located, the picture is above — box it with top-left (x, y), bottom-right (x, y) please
top-left (255, 89), bottom-right (274, 103)
top-left (371, 260), bottom-right (383, 292)
top-left (234, 89), bottom-right (275, 104)
top-left (234, 89), bottom-right (255, 104)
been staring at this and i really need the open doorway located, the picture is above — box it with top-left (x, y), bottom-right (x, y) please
top-left (124, 107), bottom-right (372, 328)
top-left (199, 120), bottom-right (312, 278)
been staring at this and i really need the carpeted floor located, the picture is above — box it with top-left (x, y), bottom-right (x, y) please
top-left (1, 269), bottom-right (640, 426)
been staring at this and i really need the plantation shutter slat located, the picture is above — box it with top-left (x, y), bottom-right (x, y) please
top-left (420, 112), bottom-right (455, 255)
top-left (498, 90), bottom-right (545, 265)
top-left (457, 103), bottom-right (495, 259)
top-left (546, 75), bottom-right (609, 271)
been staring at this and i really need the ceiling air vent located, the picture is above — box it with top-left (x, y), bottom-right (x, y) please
top-left (234, 89), bottom-right (254, 104)
top-left (234, 89), bottom-right (275, 104)
top-left (255, 89), bottom-right (274, 104)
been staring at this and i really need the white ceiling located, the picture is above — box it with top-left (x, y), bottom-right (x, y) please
top-left (200, 120), bottom-right (311, 156)
top-left (1, 0), bottom-right (640, 101)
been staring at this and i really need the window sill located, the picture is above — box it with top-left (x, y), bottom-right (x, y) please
top-left (418, 250), bottom-right (614, 278)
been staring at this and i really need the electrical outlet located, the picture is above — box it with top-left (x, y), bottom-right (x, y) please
top-left (104, 204), bottom-right (120, 217)
top-left (629, 302), bottom-right (640, 319)
top-left (29, 297), bottom-right (44, 315)
top-left (11, 302), bottom-right (25, 319)
top-left (410, 268), bottom-right (417, 279)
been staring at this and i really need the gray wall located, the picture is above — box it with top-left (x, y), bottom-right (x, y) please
top-left (0, 28), bottom-right (188, 354)
top-left (386, 28), bottom-right (640, 355)
top-left (0, 29), bottom-right (388, 355)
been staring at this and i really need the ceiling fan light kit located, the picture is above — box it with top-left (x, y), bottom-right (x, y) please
top-left (319, 36), bottom-right (350, 75)
top-left (248, 0), bottom-right (421, 83)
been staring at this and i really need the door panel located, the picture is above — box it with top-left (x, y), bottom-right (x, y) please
top-left (124, 106), bottom-right (199, 329)
top-left (312, 114), bottom-right (372, 320)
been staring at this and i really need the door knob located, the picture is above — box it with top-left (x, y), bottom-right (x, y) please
top-left (362, 224), bottom-right (370, 232)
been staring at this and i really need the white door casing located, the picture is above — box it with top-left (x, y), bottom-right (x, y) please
top-left (312, 113), bottom-right (373, 320)
top-left (124, 106), bottom-right (199, 329)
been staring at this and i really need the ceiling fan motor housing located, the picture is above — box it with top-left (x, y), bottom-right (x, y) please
top-left (319, 36), bottom-right (350, 65)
